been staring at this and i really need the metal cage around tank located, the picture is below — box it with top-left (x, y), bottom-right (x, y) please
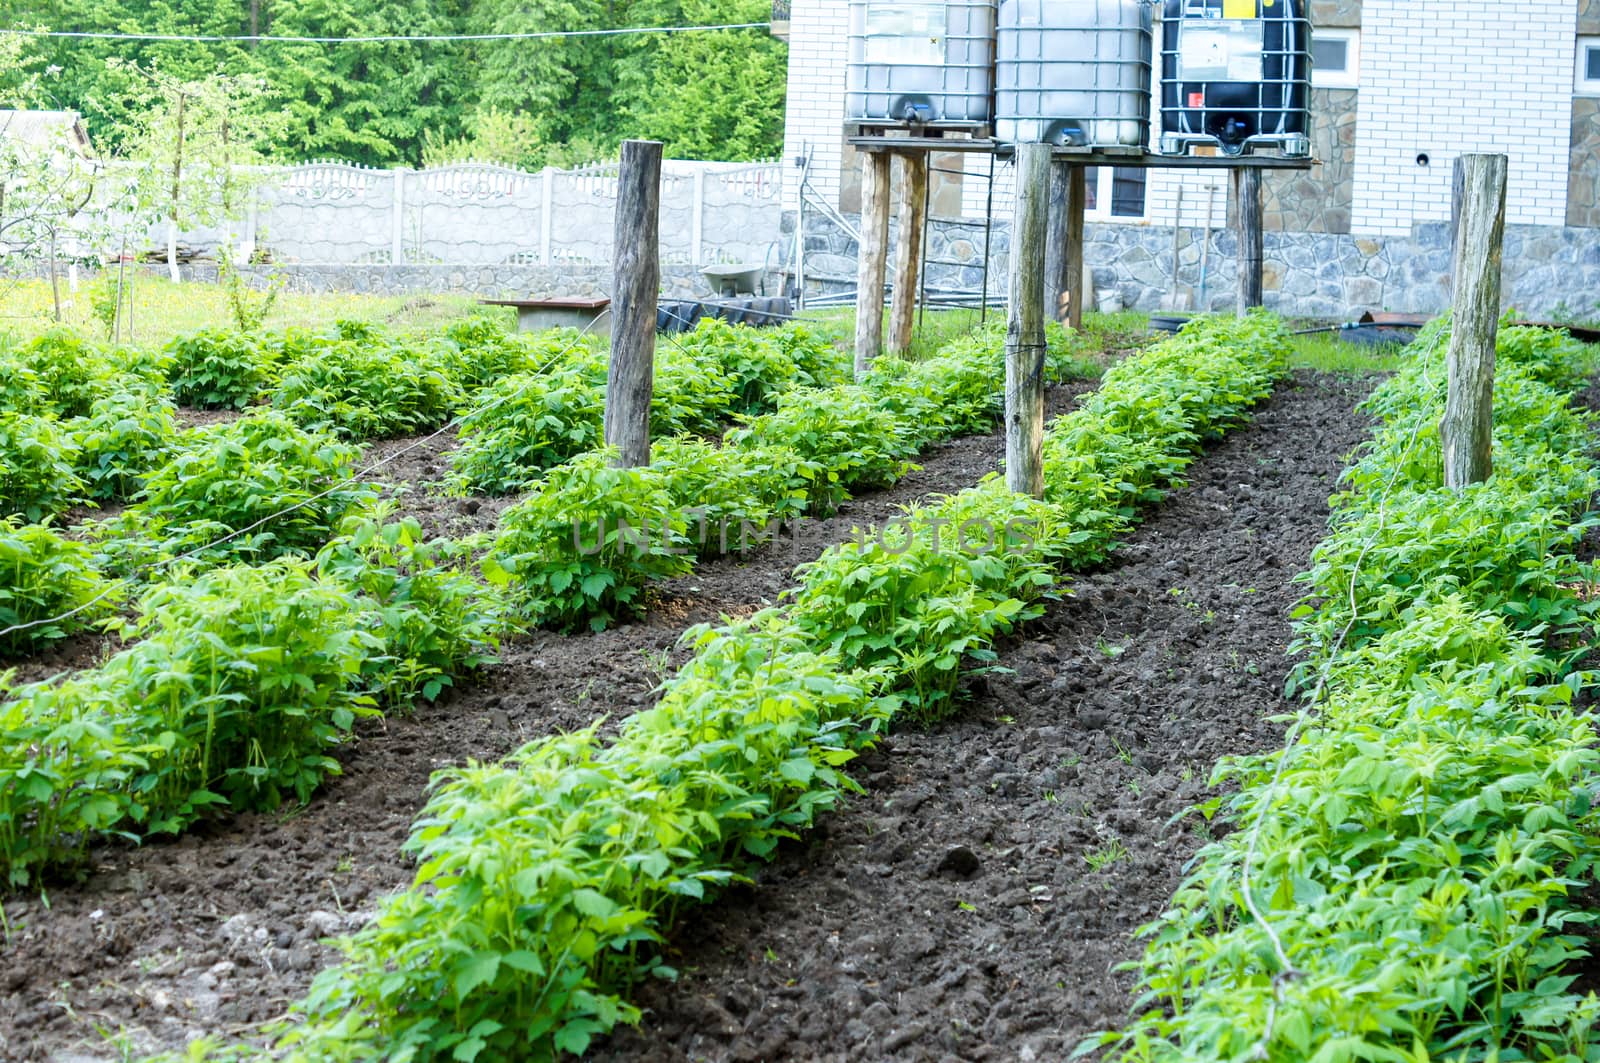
top-left (1157, 0), bottom-right (1311, 157)
top-left (846, 0), bottom-right (999, 127)
top-left (995, 0), bottom-right (1153, 149)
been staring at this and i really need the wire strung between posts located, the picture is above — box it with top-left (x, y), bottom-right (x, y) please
top-left (5, 23), bottom-right (767, 44)
top-left (0, 310), bottom-right (612, 646)
top-left (1234, 329), bottom-right (1443, 1060)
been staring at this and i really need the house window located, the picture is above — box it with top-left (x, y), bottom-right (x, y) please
top-left (1311, 29), bottom-right (1359, 89)
top-left (1084, 166), bottom-right (1147, 221)
top-left (1578, 37), bottom-right (1600, 95)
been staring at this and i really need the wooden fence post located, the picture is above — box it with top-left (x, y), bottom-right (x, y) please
top-left (855, 150), bottom-right (892, 377)
top-left (888, 152), bottom-right (929, 354)
top-left (605, 139), bottom-right (661, 468)
top-left (1234, 166), bottom-right (1263, 314)
top-left (1006, 143), bottom-right (1051, 499)
top-left (1442, 153), bottom-right (1508, 489)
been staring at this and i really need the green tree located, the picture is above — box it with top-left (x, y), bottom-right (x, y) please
top-left (0, 1), bottom-right (789, 168)
top-left (116, 65), bottom-right (276, 280)
top-left (620, 0), bottom-right (785, 160)
top-left (0, 0), bottom-right (254, 154)
top-left (470, 0), bottom-right (680, 161)
top-left (421, 107), bottom-right (543, 169)
top-left (258, 0), bottom-right (473, 165)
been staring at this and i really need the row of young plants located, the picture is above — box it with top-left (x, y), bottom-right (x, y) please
top-left (0, 510), bottom-right (505, 888)
top-left (1101, 321), bottom-right (1600, 1061)
top-left (0, 314), bottom-right (608, 527)
top-left (0, 318), bottom-right (531, 651)
top-left (0, 317), bottom-right (1062, 885)
top-left (0, 318), bottom-right (844, 654)
top-left (0, 319), bottom-right (860, 884)
top-left (450, 319), bottom-right (851, 495)
top-left (478, 322), bottom-right (1051, 632)
top-left (210, 313), bottom-right (1290, 1063)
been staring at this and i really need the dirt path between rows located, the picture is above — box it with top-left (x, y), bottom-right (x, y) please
top-left (0, 384), bottom-right (1093, 1062)
top-left (592, 370), bottom-right (1376, 1063)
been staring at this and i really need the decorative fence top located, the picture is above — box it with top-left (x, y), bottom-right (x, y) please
top-left (281, 159), bottom-right (387, 200)
top-left (93, 156), bottom-right (786, 267)
top-left (417, 162), bottom-right (538, 200)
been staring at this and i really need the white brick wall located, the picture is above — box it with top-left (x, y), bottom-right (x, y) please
top-left (1350, 0), bottom-right (1577, 235)
top-left (782, 0), bottom-right (852, 211)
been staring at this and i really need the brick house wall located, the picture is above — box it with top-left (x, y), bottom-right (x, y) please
top-left (1351, 0), bottom-right (1576, 235)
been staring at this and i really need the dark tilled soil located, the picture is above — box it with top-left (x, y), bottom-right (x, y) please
top-left (591, 371), bottom-right (1375, 1063)
top-left (173, 407), bottom-right (246, 429)
top-left (359, 427), bottom-right (517, 543)
top-left (0, 383), bottom-right (1095, 1063)
top-left (2, 629), bottom-right (127, 687)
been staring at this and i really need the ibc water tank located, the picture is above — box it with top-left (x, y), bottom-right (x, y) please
top-left (995, 0), bottom-right (1152, 149)
top-left (846, 0), bottom-right (998, 127)
top-left (1157, 0), bottom-right (1310, 157)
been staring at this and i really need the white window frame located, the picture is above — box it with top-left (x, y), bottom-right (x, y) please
top-left (1311, 28), bottom-right (1360, 90)
top-left (1577, 36), bottom-right (1600, 96)
top-left (1083, 166), bottom-right (1148, 223)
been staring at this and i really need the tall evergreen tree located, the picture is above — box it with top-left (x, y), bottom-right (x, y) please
top-left (620, 0), bottom-right (785, 161)
top-left (0, 1), bottom-right (788, 167)
top-left (260, 0), bottom-right (472, 164)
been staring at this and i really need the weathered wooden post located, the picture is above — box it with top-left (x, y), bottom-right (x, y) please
top-left (1064, 165), bottom-right (1087, 328)
top-left (1044, 160), bottom-right (1087, 328)
top-left (605, 139), bottom-right (661, 468)
top-left (1441, 153), bottom-right (1508, 489)
top-left (1449, 158), bottom-right (1465, 290)
top-left (1045, 159), bottom-right (1069, 323)
top-left (888, 152), bottom-right (929, 355)
top-left (855, 150), bottom-right (893, 376)
top-left (1233, 166), bottom-right (1264, 314)
top-left (1006, 143), bottom-right (1051, 499)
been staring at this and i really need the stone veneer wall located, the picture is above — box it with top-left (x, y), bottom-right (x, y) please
top-left (788, 209), bottom-right (1600, 319)
top-left (1570, 0), bottom-right (1598, 227)
top-left (1571, 98), bottom-right (1600, 228)
top-left (1310, 0), bottom-right (1362, 27)
top-left (77, 262), bottom-right (755, 302)
top-left (1264, 88), bottom-right (1359, 234)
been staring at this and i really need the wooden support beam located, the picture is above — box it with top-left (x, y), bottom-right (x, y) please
top-left (605, 139), bottom-right (661, 468)
top-left (888, 152), bottom-right (929, 355)
top-left (1064, 165), bottom-right (1087, 329)
top-left (1044, 163), bottom-right (1087, 327)
top-left (1044, 159), bottom-right (1069, 324)
top-left (1442, 153), bottom-right (1508, 490)
top-left (1233, 167), bottom-right (1264, 314)
top-left (854, 150), bottom-right (892, 377)
top-left (1006, 142), bottom-right (1051, 499)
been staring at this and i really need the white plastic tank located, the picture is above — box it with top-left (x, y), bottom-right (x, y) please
top-left (846, 0), bottom-right (998, 126)
top-left (995, 0), bottom-right (1152, 148)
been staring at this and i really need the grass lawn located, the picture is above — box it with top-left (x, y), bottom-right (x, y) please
top-left (0, 274), bottom-right (497, 347)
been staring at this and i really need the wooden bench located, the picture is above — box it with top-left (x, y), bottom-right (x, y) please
top-left (478, 296), bottom-right (612, 337)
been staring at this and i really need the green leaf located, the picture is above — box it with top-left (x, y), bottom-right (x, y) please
top-left (452, 951), bottom-right (501, 1000)
top-left (571, 888), bottom-right (618, 920)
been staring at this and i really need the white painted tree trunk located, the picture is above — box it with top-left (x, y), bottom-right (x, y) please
top-left (167, 220), bottom-right (181, 284)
